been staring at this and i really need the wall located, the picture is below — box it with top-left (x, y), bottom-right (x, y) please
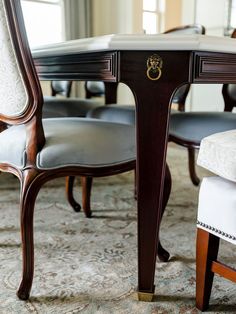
top-left (165, 0), bottom-right (182, 31)
top-left (181, 0), bottom-right (195, 25)
top-left (92, 0), bottom-right (143, 104)
top-left (92, 0), bottom-right (143, 36)
top-left (185, 0), bottom-right (227, 112)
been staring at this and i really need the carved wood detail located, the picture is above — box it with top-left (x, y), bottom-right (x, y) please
top-left (34, 51), bottom-right (119, 82)
top-left (192, 52), bottom-right (236, 83)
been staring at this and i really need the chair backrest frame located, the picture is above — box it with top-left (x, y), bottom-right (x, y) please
top-left (1, 0), bottom-right (45, 164)
top-left (164, 24), bottom-right (206, 35)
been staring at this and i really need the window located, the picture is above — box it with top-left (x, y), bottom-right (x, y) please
top-left (21, 0), bottom-right (63, 47)
top-left (143, 0), bottom-right (165, 34)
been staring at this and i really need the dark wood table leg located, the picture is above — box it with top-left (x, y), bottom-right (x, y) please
top-left (157, 163), bottom-right (171, 262)
top-left (121, 51), bottom-right (190, 301)
top-left (104, 82), bottom-right (118, 104)
top-left (134, 82), bottom-right (177, 301)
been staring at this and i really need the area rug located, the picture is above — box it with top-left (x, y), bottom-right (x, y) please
top-left (0, 145), bottom-right (235, 313)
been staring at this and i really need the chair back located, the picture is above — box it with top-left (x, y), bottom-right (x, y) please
top-left (85, 81), bottom-right (105, 99)
top-left (51, 81), bottom-right (72, 97)
top-left (164, 24), bottom-right (206, 35)
top-left (0, 0), bottom-right (43, 124)
top-left (0, 0), bottom-right (45, 164)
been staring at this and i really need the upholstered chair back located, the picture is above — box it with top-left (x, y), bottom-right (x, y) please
top-left (0, 0), bottom-right (29, 117)
top-left (164, 24), bottom-right (206, 35)
top-left (51, 81), bottom-right (72, 97)
top-left (0, 0), bottom-right (43, 124)
top-left (0, 0), bottom-right (45, 163)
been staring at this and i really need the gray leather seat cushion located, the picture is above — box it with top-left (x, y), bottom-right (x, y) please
top-left (43, 96), bottom-right (102, 118)
top-left (169, 112), bottom-right (236, 144)
top-left (0, 118), bottom-right (135, 169)
top-left (87, 104), bottom-right (135, 125)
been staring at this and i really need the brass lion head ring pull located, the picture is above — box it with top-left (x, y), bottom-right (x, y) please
top-left (146, 54), bottom-right (163, 81)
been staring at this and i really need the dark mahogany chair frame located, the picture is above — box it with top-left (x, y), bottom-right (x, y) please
top-left (0, 0), bottom-right (171, 300)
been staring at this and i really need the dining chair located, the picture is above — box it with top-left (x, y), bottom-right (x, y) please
top-left (169, 84), bottom-right (236, 186)
top-left (50, 80), bottom-right (72, 98)
top-left (85, 81), bottom-right (105, 99)
top-left (85, 80), bottom-right (119, 105)
top-left (196, 130), bottom-right (236, 311)
top-left (0, 0), bottom-right (136, 299)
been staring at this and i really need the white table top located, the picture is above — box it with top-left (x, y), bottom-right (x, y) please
top-left (32, 34), bottom-right (236, 58)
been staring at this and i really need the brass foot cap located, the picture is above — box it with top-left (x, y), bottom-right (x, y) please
top-left (138, 291), bottom-right (154, 302)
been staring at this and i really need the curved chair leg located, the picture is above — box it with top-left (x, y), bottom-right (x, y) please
top-left (65, 176), bottom-right (81, 212)
top-left (188, 147), bottom-right (200, 186)
top-left (157, 163), bottom-right (172, 262)
top-left (17, 170), bottom-right (41, 300)
top-left (81, 176), bottom-right (93, 218)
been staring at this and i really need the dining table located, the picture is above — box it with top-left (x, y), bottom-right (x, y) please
top-left (32, 33), bottom-right (236, 301)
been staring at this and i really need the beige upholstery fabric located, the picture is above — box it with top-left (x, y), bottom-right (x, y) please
top-left (197, 130), bottom-right (236, 182)
top-left (197, 176), bottom-right (236, 245)
top-left (0, 118), bottom-right (135, 169)
top-left (0, 0), bottom-right (28, 117)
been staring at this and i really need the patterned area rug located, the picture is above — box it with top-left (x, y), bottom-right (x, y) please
top-left (0, 145), bottom-right (235, 314)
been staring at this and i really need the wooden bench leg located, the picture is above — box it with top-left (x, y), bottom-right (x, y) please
top-left (196, 228), bottom-right (220, 311)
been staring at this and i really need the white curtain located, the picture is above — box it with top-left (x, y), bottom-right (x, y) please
top-left (62, 0), bottom-right (93, 96)
top-left (63, 0), bottom-right (92, 40)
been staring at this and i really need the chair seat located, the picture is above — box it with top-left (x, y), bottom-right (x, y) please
top-left (0, 118), bottom-right (135, 169)
top-left (87, 104), bottom-right (135, 125)
top-left (197, 176), bottom-right (236, 245)
top-left (43, 96), bottom-right (102, 118)
top-left (197, 129), bottom-right (236, 182)
top-left (169, 112), bottom-right (236, 145)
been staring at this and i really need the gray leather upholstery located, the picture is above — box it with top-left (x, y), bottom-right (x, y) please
top-left (169, 112), bottom-right (236, 144)
top-left (51, 81), bottom-right (72, 97)
top-left (86, 81), bottom-right (105, 94)
top-left (87, 104), bottom-right (135, 125)
top-left (87, 107), bottom-right (236, 147)
top-left (43, 97), bottom-right (102, 118)
top-left (0, 118), bottom-right (135, 169)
